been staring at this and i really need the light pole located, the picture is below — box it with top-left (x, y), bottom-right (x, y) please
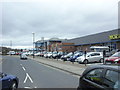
top-left (32, 32), bottom-right (35, 58)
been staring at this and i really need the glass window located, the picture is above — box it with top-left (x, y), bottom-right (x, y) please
top-left (103, 70), bottom-right (120, 89)
top-left (85, 69), bottom-right (103, 85)
top-left (95, 53), bottom-right (100, 56)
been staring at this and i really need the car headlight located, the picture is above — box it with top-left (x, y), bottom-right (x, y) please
top-left (115, 58), bottom-right (120, 62)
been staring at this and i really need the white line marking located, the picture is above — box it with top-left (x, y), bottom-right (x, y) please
top-left (22, 67), bottom-right (26, 71)
top-left (24, 73), bottom-right (33, 83)
top-left (20, 64), bottom-right (23, 66)
top-left (34, 86), bottom-right (37, 88)
top-left (24, 87), bottom-right (31, 89)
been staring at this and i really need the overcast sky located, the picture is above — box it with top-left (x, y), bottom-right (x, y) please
top-left (0, 0), bottom-right (119, 49)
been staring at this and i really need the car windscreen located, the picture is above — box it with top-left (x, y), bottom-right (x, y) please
top-left (112, 52), bottom-right (120, 57)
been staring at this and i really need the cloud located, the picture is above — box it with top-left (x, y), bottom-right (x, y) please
top-left (1, 0), bottom-right (119, 48)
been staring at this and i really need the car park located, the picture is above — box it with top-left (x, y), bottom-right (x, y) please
top-left (20, 53), bottom-right (27, 59)
top-left (76, 52), bottom-right (103, 64)
top-left (77, 64), bottom-right (120, 90)
top-left (105, 52), bottom-right (120, 64)
top-left (0, 72), bottom-right (19, 90)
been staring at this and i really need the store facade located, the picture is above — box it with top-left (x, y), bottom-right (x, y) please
top-left (65, 29), bottom-right (120, 52)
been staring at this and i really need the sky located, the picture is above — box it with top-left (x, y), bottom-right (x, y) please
top-left (0, 0), bottom-right (119, 49)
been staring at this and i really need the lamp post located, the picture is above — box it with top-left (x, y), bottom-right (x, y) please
top-left (32, 32), bottom-right (35, 58)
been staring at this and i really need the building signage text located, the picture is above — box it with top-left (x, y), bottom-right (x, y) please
top-left (109, 34), bottom-right (120, 40)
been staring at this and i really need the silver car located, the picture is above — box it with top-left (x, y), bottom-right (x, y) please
top-left (20, 53), bottom-right (27, 59)
top-left (76, 52), bottom-right (103, 64)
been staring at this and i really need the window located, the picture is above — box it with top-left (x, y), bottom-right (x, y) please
top-left (90, 53), bottom-right (100, 56)
top-left (85, 69), bottom-right (103, 85)
top-left (103, 70), bottom-right (120, 89)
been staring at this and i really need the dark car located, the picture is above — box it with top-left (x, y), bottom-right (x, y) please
top-left (78, 64), bottom-right (120, 90)
top-left (69, 52), bottom-right (83, 62)
top-left (0, 72), bottom-right (19, 90)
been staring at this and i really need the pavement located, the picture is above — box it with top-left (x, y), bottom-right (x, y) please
top-left (28, 56), bottom-right (89, 76)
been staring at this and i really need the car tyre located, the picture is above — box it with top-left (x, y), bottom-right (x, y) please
top-left (99, 58), bottom-right (104, 63)
top-left (83, 59), bottom-right (88, 64)
top-left (11, 81), bottom-right (17, 90)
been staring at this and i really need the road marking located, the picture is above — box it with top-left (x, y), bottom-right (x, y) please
top-left (24, 73), bottom-right (33, 83)
top-left (34, 86), bottom-right (37, 88)
top-left (24, 87), bottom-right (32, 89)
top-left (22, 67), bottom-right (26, 71)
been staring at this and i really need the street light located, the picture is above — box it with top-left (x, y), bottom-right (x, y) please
top-left (32, 32), bottom-right (35, 58)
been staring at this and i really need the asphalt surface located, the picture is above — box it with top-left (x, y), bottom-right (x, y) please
top-left (1, 56), bottom-right (79, 89)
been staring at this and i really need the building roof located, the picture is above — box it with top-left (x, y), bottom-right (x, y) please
top-left (65, 29), bottom-right (120, 45)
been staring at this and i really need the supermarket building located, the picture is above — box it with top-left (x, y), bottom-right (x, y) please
top-left (65, 29), bottom-right (120, 52)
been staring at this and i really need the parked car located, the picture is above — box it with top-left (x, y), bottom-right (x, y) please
top-left (76, 52), bottom-right (103, 64)
top-left (0, 72), bottom-right (19, 90)
top-left (40, 52), bottom-right (46, 57)
top-left (105, 52), bottom-right (120, 64)
top-left (44, 52), bottom-right (48, 58)
top-left (68, 52), bottom-right (83, 62)
top-left (20, 53), bottom-right (27, 59)
top-left (52, 52), bottom-right (63, 59)
top-left (51, 52), bottom-right (58, 58)
top-left (77, 64), bottom-right (120, 90)
top-left (61, 52), bottom-right (73, 61)
top-left (34, 52), bottom-right (41, 56)
top-left (47, 52), bottom-right (53, 58)
top-left (8, 51), bottom-right (16, 55)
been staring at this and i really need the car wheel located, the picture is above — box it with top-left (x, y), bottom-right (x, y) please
top-left (11, 81), bottom-right (17, 90)
top-left (99, 58), bottom-right (104, 63)
top-left (83, 59), bottom-right (88, 64)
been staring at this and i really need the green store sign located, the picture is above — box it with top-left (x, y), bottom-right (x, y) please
top-left (109, 34), bottom-right (120, 40)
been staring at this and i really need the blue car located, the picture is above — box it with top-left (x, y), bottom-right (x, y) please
top-left (69, 52), bottom-right (83, 62)
top-left (0, 72), bottom-right (19, 90)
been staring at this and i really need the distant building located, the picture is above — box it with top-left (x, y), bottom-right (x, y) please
top-left (35, 38), bottom-right (62, 52)
top-left (35, 29), bottom-right (120, 53)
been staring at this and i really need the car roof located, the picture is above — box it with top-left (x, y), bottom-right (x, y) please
top-left (84, 64), bottom-right (120, 73)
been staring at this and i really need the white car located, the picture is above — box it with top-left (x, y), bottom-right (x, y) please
top-left (76, 52), bottom-right (103, 64)
top-left (47, 52), bottom-right (53, 58)
top-left (34, 52), bottom-right (41, 56)
top-left (20, 53), bottom-right (27, 59)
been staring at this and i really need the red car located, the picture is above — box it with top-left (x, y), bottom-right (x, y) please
top-left (105, 52), bottom-right (120, 64)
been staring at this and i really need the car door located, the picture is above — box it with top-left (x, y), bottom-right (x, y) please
top-left (94, 53), bottom-right (101, 62)
top-left (102, 69), bottom-right (120, 89)
top-left (87, 53), bottom-right (96, 62)
top-left (88, 53), bottom-right (101, 62)
top-left (1, 73), bottom-right (11, 89)
top-left (80, 68), bottom-right (105, 90)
